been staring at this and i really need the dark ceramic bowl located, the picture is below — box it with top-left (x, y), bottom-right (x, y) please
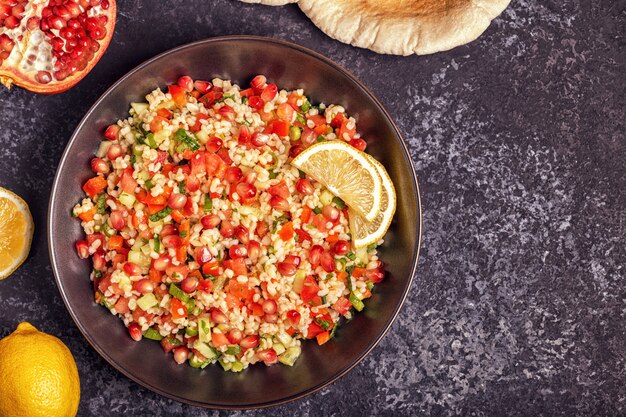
top-left (48, 36), bottom-right (421, 409)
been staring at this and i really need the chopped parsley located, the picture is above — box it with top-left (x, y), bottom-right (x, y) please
top-left (173, 128), bottom-right (200, 151)
top-left (271, 214), bottom-right (289, 233)
top-left (300, 100), bottom-right (311, 112)
top-left (149, 206), bottom-right (172, 222)
top-left (146, 133), bottom-right (158, 149)
top-left (96, 194), bottom-right (106, 214)
top-left (204, 195), bottom-right (212, 211)
top-left (346, 251), bottom-right (356, 261)
top-left (180, 230), bottom-right (187, 238)
top-left (316, 135), bottom-right (325, 142)
top-left (178, 181), bottom-right (186, 194)
top-left (314, 317), bottom-right (331, 331)
top-left (312, 207), bottom-right (322, 215)
top-left (332, 196), bottom-right (345, 209)
top-left (367, 243), bottom-right (377, 251)
top-left (295, 112), bottom-right (306, 125)
top-left (268, 170), bottom-right (279, 179)
top-left (144, 179), bottom-right (154, 190)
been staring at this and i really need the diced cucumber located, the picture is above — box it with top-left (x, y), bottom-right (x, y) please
top-left (239, 205), bottom-right (263, 218)
top-left (185, 326), bottom-right (199, 337)
top-left (153, 129), bottom-right (169, 145)
top-left (219, 358), bottom-right (232, 371)
top-left (293, 270), bottom-right (306, 293)
top-left (143, 327), bottom-right (163, 341)
top-left (169, 284), bottom-right (190, 303)
top-left (195, 129), bottom-right (209, 144)
top-left (128, 250), bottom-right (151, 267)
top-left (273, 343), bottom-right (286, 355)
top-left (96, 141), bottom-right (112, 158)
top-left (225, 345), bottom-right (241, 356)
top-left (137, 293), bottom-right (158, 310)
top-left (230, 361), bottom-right (244, 372)
top-left (119, 192), bottom-right (136, 209)
top-left (356, 246), bottom-right (368, 264)
top-left (279, 346), bottom-right (301, 366)
top-left (131, 102), bottom-right (149, 114)
top-left (140, 244), bottom-right (152, 256)
top-left (198, 318), bottom-right (212, 343)
top-left (276, 332), bottom-right (292, 347)
top-left (320, 189), bottom-right (334, 206)
top-left (349, 292), bottom-right (365, 312)
top-left (193, 340), bottom-right (219, 361)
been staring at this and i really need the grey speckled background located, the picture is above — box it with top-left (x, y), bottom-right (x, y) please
top-left (1, 1), bottom-right (625, 416)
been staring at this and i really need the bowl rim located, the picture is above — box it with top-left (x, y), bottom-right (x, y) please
top-left (48, 35), bottom-right (422, 410)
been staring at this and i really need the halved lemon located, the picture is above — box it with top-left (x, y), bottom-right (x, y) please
top-left (349, 155), bottom-right (396, 248)
top-left (0, 187), bottom-right (34, 280)
top-left (291, 140), bottom-right (382, 221)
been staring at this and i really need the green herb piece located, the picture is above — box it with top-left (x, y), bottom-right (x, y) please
top-left (173, 128), bottom-right (200, 151)
top-left (178, 181), bottom-right (186, 194)
top-left (332, 196), bottom-right (346, 209)
top-left (131, 154), bottom-right (136, 165)
top-left (298, 169), bottom-right (306, 179)
top-left (241, 119), bottom-right (251, 126)
top-left (321, 295), bottom-right (327, 304)
top-left (366, 281), bottom-right (375, 290)
top-left (153, 235), bottom-right (160, 252)
top-left (300, 100), bottom-right (311, 112)
top-left (145, 179), bottom-right (154, 190)
top-left (146, 133), bottom-right (158, 149)
top-left (149, 206), bottom-right (172, 222)
top-left (272, 215), bottom-right (289, 233)
top-left (367, 243), bottom-right (377, 251)
top-left (93, 270), bottom-right (103, 279)
top-left (314, 317), bottom-right (331, 331)
top-left (316, 135), bottom-right (325, 143)
top-left (330, 322), bottom-right (338, 338)
top-left (349, 292), bottom-right (365, 312)
top-left (96, 194), bottom-right (106, 214)
top-left (312, 207), bottom-right (322, 215)
top-left (242, 96), bottom-right (248, 104)
top-left (325, 274), bottom-right (333, 281)
top-left (143, 327), bottom-right (163, 341)
top-left (169, 284), bottom-right (191, 303)
top-left (346, 275), bottom-right (354, 291)
top-left (204, 195), bottom-right (213, 211)
top-left (216, 94), bottom-right (235, 103)
top-left (225, 345), bottom-right (241, 356)
top-left (345, 264), bottom-right (355, 276)
top-left (295, 112), bottom-right (306, 125)
top-left (268, 170), bottom-right (279, 179)
top-left (180, 230), bottom-right (188, 238)
top-left (346, 252), bottom-right (356, 261)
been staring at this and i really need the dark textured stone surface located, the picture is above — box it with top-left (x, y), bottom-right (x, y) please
top-left (0, 1), bottom-right (624, 416)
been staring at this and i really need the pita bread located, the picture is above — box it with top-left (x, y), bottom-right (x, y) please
top-left (298, 0), bottom-right (511, 55)
top-left (239, 0), bottom-right (298, 5)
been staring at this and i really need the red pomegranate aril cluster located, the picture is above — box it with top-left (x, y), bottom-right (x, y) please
top-left (0, 0), bottom-right (26, 30)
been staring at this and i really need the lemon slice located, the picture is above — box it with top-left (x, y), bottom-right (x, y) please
top-left (291, 140), bottom-right (382, 221)
top-left (0, 187), bottom-right (34, 279)
top-left (349, 155), bottom-right (396, 248)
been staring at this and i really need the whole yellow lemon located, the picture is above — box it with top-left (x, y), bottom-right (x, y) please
top-left (0, 322), bottom-right (80, 417)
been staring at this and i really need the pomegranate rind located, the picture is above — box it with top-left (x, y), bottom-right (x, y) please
top-left (0, 0), bottom-right (116, 94)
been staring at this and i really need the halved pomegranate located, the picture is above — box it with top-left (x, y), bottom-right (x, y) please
top-left (0, 0), bottom-right (116, 94)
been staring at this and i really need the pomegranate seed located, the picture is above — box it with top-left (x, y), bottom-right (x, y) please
top-left (180, 276), bottom-right (199, 293)
top-left (255, 221), bottom-right (269, 238)
top-left (234, 225), bottom-right (249, 244)
top-left (308, 245), bottom-right (324, 267)
top-left (234, 182), bottom-right (257, 201)
top-left (210, 308), bottom-right (228, 324)
top-left (4, 15), bottom-right (19, 29)
top-left (66, 3), bottom-right (81, 18)
top-left (106, 143), bottom-right (122, 160)
top-left (26, 16), bottom-right (39, 30)
top-left (263, 313), bottom-right (278, 323)
top-left (247, 240), bottom-right (261, 259)
top-left (224, 166), bottom-right (242, 183)
top-left (227, 328), bottom-right (243, 344)
top-left (123, 262), bottom-right (141, 276)
top-left (289, 144), bottom-right (305, 158)
top-left (75, 240), bottom-right (89, 259)
top-left (287, 310), bottom-right (301, 326)
top-left (92, 251), bottom-right (106, 271)
top-left (260, 84), bottom-right (278, 102)
top-left (0, 5), bottom-right (10, 19)
top-left (185, 175), bottom-right (200, 193)
top-left (277, 261), bottom-right (297, 276)
top-left (243, 171), bottom-right (257, 184)
top-left (364, 268), bottom-right (385, 283)
top-left (269, 195), bottom-right (289, 212)
top-left (49, 15), bottom-right (66, 30)
top-left (109, 210), bottom-right (125, 230)
top-left (53, 5), bottom-right (70, 19)
top-left (128, 323), bottom-right (142, 341)
top-left (262, 299), bottom-right (277, 314)
top-left (301, 128), bottom-right (317, 146)
top-left (322, 205), bottom-right (340, 221)
top-left (60, 27), bottom-right (76, 39)
top-left (195, 246), bottom-right (212, 264)
top-left (133, 279), bottom-right (155, 294)
top-left (250, 132), bottom-right (270, 147)
top-left (162, 235), bottom-right (182, 248)
top-left (173, 346), bottom-right (189, 364)
top-left (248, 96), bottom-right (264, 110)
top-left (206, 136), bottom-right (222, 153)
top-left (200, 214), bottom-right (221, 229)
top-left (332, 240), bottom-right (350, 256)
top-left (91, 157), bottom-right (109, 174)
top-left (160, 224), bottom-right (178, 237)
top-left (35, 71), bottom-right (52, 84)
top-left (0, 34), bottom-right (14, 52)
top-left (321, 251), bottom-right (336, 273)
top-left (218, 105), bottom-right (235, 121)
top-left (284, 255), bottom-right (301, 266)
top-left (177, 75), bottom-right (194, 92)
top-left (229, 244), bottom-right (247, 259)
top-left (193, 80), bottom-right (212, 94)
top-left (40, 17), bottom-right (51, 31)
top-left (90, 27), bottom-right (106, 40)
top-left (240, 334), bottom-right (259, 349)
top-left (276, 103), bottom-right (294, 122)
top-left (220, 220), bottom-right (234, 238)
top-left (250, 75), bottom-right (266, 93)
top-left (350, 138), bottom-right (367, 151)
top-left (256, 348), bottom-right (278, 365)
top-left (101, 0), bottom-right (110, 9)
top-left (51, 36), bottom-right (65, 51)
top-left (153, 254), bottom-right (171, 271)
top-left (296, 178), bottom-right (314, 195)
top-left (167, 193), bottom-right (187, 210)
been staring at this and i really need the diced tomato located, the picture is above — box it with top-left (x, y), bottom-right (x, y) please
top-left (286, 326), bottom-right (299, 337)
top-left (222, 258), bottom-right (247, 276)
top-left (351, 267), bottom-right (366, 278)
top-left (111, 253), bottom-right (127, 269)
top-left (306, 321), bottom-right (324, 339)
top-left (311, 214), bottom-right (330, 232)
top-left (118, 168), bottom-right (137, 194)
top-left (313, 124), bottom-right (328, 135)
top-left (205, 152), bottom-right (226, 178)
top-left (300, 275), bottom-right (322, 306)
top-left (248, 96), bottom-right (264, 110)
top-left (199, 90), bottom-right (223, 106)
top-left (300, 206), bottom-right (312, 223)
top-left (197, 279), bottom-right (213, 293)
top-left (337, 118), bottom-right (356, 141)
top-left (238, 125), bottom-right (252, 146)
top-left (201, 261), bottom-right (220, 276)
top-left (156, 107), bottom-right (172, 119)
top-left (107, 235), bottom-right (124, 251)
top-left (168, 84), bottom-right (187, 108)
top-left (170, 298), bottom-right (187, 320)
top-left (336, 271), bottom-right (348, 282)
top-left (149, 268), bottom-right (162, 283)
top-left (248, 302), bottom-right (264, 316)
top-left (239, 88), bottom-right (254, 97)
top-left (295, 228), bottom-right (311, 243)
top-left (325, 233), bottom-right (339, 243)
top-left (225, 293), bottom-right (243, 309)
top-left (86, 233), bottom-right (105, 247)
top-left (165, 264), bottom-right (189, 281)
top-left (316, 331), bottom-right (331, 345)
top-left (211, 332), bottom-right (230, 348)
top-left (175, 246), bottom-right (188, 263)
top-left (132, 307), bottom-right (154, 324)
top-left (330, 112), bottom-right (347, 128)
top-left (217, 147), bottom-right (233, 165)
top-left (190, 113), bottom-right (209, 132)
top-left (226, 280), bottom-right (253, 301)
top-left (278, 221), bottom-right (294, 241)
top-left (267, 181), bottom-right (290, 199)
top-left (308, 114), bottom-right (326, 127)
top-left (332, 297), bottom-right (352, 315)
top-left (160, 336), bottom-right (182, 353)
top-left (272, 120), bottom-right (290, 137)
top-left (218, 105), bottom-right (235, 121)
top-left (78, 206), bottom-right (97, 222)
top-left (149, 116), bottom-right (168, 133)
top-left (83, 176), bottom-right (107, 198)
top-left (114, 297), bottom-right (130, 314)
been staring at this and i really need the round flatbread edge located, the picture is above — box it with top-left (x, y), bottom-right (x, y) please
top-left (239, 0), bottom-right (298, 5)
top-left (298, 0), bottom-right (512, 56)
